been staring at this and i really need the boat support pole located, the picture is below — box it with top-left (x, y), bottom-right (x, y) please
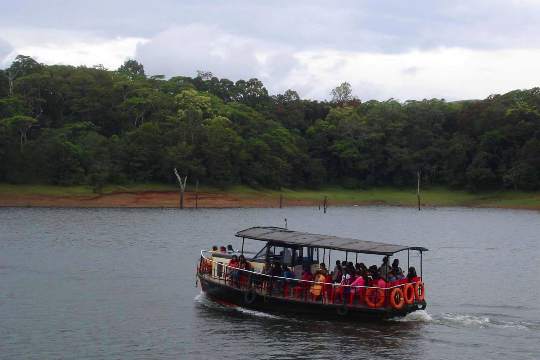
top-left (328, 250), bottom-right (331, 267)
top-left (241, 237), bottom-right (245, 255)
top-left (420, 250), bottom-right (423, 278)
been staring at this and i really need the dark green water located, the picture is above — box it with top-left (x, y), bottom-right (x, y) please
top-left (1, 207), bottom-right (539, 359)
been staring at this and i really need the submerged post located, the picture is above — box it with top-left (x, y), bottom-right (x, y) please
top-left (195, 180), bottom-right (199, 209)
top-left (417, 170), bottom-right (421, 211)
top-left (323, 196), bottom-right (328, 213)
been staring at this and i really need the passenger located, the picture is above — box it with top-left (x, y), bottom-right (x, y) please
top-left (332, 261), bottom-right (343, 283)
top-left (271, 261), bottom-right (283, 277)
top-left (302, 266), bottom-right (313, 282)
top-left (310, 266), bottom-right (326, 300)
top-left (281, 248), bottom-right (292, 265)
top-left (261, 261), bottom-right (272, 275)
top-left (368, 265), bottom-right (378, 283)
top-left (220, 246), bottom-right (227, 253)
top-left (378, 256), bottom-right (391, 281)
top-left (228, 255), bottom-right (240, 285)
top-left (283, 266), bottom-right (295, 279)
top-left (267, 261), bottom-right (283, 295)
top-left (228, 255), bottom-right (239, 268)
top-left (226, 244), bottom-right (235, 254)
top-left (211, 245), bottom-right (218, 252)
top-left (238, 255), bottom-right (251, 271)
top-left (350, 270), bottom-right (367, 303)
top-left (371, 268), bottom-right (387, 288)
top-left (333, 260), bottom-right (341, 275)
top-left (391, 259), bottom-right (404, 280)
top-left (318, 263), bottom-right (328, 275)
top-left (407, 266), bottom-right (419, 282)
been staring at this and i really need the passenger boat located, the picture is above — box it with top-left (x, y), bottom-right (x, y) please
top-left (196, 226), bottom-right (428, 320)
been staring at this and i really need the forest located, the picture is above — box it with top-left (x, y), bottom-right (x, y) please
top-left (1, 55), bottom-right (540, 192)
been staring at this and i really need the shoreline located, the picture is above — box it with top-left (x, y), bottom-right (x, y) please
top-left (1, 188), bottom-right (540, 211)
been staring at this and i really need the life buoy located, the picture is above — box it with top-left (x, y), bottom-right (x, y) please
top-left (365, 288), bottom-right (385, 308)
top-left (403, 283), bottom-right (415, 305)
top-left (389, 287), bottom-right (405, 310)
top-left (244, 288), bottom-right (257, 304)
top-left (414, 282), bottom-right (425, 302)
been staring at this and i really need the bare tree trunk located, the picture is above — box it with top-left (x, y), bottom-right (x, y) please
top-left (173, 168), bottom-right (187, 209)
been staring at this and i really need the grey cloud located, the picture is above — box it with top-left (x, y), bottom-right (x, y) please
top-left (135, 24), bottom-right (299, 92)
top-left (3, 1), bottom-right (540, 53)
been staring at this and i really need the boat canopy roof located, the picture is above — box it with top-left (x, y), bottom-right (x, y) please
top-left (235, 227), bottom-right (428, 255)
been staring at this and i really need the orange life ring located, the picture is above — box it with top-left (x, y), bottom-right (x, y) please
top-left (389, 287), bottom-right (405, 310)
top-left (365, 287), bottom-right (385, 308)
top-left (414, 282), bottom-right (425, 302)
top-left (403, 283), bottom-right (415, 304)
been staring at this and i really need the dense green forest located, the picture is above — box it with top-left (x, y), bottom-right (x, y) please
top-left (1, 55), bottom-right (539, 192)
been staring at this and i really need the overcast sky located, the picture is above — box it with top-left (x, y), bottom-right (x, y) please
top-left (1, 0), bottom-right (540, 101)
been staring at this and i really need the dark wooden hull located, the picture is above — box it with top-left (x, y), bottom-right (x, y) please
top-left (198, 274), bottom-right (426, 321)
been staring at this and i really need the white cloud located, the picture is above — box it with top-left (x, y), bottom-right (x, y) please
top-left (282, 47), bottom-right (540, 101)
top-left (0, 27), bottom-right (147, 69)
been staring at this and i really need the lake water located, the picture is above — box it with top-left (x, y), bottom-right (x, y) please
top-left (1, 206), bottom-right (539, 360)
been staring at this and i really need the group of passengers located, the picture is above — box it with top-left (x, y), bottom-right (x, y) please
top-left (211, 244), bottom-right (419, 302)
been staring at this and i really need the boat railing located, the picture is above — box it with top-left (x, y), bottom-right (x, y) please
top-left (198, 250), bottom-right (424, 309)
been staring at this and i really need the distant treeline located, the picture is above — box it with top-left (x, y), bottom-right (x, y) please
top-left (1, 55), bottom-right (539, 191)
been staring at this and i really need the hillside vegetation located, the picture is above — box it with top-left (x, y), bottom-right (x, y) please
top-left (1, 56), bottom-right (540, 193)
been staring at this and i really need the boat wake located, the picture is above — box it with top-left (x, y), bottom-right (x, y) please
top-left (390, 310), bottom-right (534, 330)
top-left (437, 313), bottom-right (532, 330)
top-left (194, 292), bottom-right (281, 319)
top-left (390, 310), bottom-right (433, 322)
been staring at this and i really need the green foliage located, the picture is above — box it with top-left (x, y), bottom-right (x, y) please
top-left (1, 55), bottom-right (540, 191)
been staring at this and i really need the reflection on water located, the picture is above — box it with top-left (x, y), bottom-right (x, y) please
top-left (0, 206), bottom-right (539, 360)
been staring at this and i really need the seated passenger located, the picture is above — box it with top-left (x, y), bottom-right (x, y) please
top-left (261, 261), bottom-right (272, 275)
top-left (378, 256), bottom-right (391, 281)
top-left (228, 255), bottom-right (239, 268)
top-left (391, 259), bottom-right (404, 280)
top-left (407, 266), bottom-right (419, 282)
top-left (350, 271), bottom-right (367, 303)
top-left (332, 261), bottom-right (343, 283)
top-left (310, 266), bottom-right (326, 299)
top-left (238, 255), bottom-right (251, 270)
top-left (220, 246), bottom-right (227, 253)
top-left (283, 266), bottom-right (295, 279)
top-left (228, 255), bottom-right (240, 285)
top-left (226, 244), bottom-right (235, 254)
top-left (371, 269), bottom-right (387, 288)
top-left (301, 266), bottom-right (313, 282)
top-left (318, 263), bottom-right (328, 275)
top-left (211, 245), bottom-right (218, 252)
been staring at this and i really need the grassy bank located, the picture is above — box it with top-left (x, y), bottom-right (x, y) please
top-left (1, 183), bottom-right (539, 209)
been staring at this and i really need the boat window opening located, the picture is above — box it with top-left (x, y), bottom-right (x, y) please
top-left (216, 262), bottom-right (223, 278)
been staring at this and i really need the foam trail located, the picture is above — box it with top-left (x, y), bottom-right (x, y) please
top-left (391, 310), bottom-right (433, 322)
top-left (194, 292), bottom-right (281, 319)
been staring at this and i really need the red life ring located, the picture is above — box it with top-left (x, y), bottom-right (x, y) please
top-left (403, 283), bottom-right (415, 304)
top-left (389, 287), bottom-right (405, 310)
top-left (414, 282), bottom-right (425, 302)
top-left (365, 287), bottom-right (385, 308)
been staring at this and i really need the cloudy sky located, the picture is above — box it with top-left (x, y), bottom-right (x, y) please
top-left (1, 0), bottom-right (540, 101)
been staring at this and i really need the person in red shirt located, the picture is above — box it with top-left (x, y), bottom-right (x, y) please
top-left (228, 255), bottom-right (240, 285)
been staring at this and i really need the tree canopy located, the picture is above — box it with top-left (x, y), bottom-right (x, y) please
top-left (1, 56), bottom-right (540, 191)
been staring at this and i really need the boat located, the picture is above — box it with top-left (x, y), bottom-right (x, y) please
top-left (196, 226), bottom-right (427, 320)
